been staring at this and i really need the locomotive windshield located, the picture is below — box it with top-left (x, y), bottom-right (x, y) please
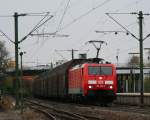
top-left (88, 66), bottom-right (112, 75)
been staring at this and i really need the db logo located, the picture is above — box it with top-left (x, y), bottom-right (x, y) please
top-left (98, 80), bottom-right (104, 84)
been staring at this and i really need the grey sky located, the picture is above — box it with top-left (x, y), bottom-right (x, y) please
top-left (0, 0), bottom-right (150, 66)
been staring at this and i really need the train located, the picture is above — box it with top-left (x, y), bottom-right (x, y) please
top-left (32, 58), bottom-right (117, 104)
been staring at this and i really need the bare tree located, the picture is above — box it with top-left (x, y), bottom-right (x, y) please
top-left (127, 56), bottom-right (140, 67)
top-left (0, 41), bottom-right (9, 72)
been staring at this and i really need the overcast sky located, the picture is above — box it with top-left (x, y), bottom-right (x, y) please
top-left (0, 0), bottom-right (150, 66)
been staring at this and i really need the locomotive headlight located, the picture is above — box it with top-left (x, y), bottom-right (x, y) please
top-left (88, 80), bottom-right (97, 84)
top-left (105, 80), bottom-right (113, 85)
top-left (109, 86), bottom-right (113, 89)
top-left (89, 85), bottom-right (92, 88)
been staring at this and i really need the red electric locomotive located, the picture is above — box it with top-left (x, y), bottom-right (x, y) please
top-left (69, 62), bottom-right (117, 103)
top-left (33, 58), bottom-right (117, 104)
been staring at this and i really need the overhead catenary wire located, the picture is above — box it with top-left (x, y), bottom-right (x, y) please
top-left (0, 12), bottom-right (51, 17)
top-left (18, 0), bottom-right (85, 62)
top-left (24, 6), bottom-right (74, 62)
top-left (76, 19), bottom-right (138, 56)
top-left (95, 14), bottom-right (150, 49)
top-left (108, 0), bottom-right (143, 13)
top-left (55, 50), bottom-right (67, 61)
top-left (25, 12), bottom-right (51, 15)
top-left (20, 12), bottom-right (53, 43)
top-left (53, 0), bottom-right (113, 52)
top-left (0, 12), bottom-right (53, 45)
top-left (0, 29), bottom-right (14, 43)
top-left (57, 0), bottom-right (113, 32)
top-left (57, 0), bottom-right (71, 32)
top-left (20, 12), bottom-right (50, 42)
top-left (106, 13), bottom-right (139, 40)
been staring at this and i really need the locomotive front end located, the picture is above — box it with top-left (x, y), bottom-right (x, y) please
top-left (83, 64), bottom-right (117, 103)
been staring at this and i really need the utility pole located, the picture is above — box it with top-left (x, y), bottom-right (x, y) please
top-left (14, 12), bottom-right (19, 107)
top-left (14, 12), bottom-right (28, 108)
top-left (138, 11), bottom-right (144, 105)
top-left (70, 49), bottom-right (78, 59)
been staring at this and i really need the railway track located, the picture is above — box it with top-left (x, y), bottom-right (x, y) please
top-left (74, 102), bottom-right (150, 115)
top-left (109, 104), bottom-right (150, 115)
top-left (29, 105), bottom-right (56, 120)
top-left (25, 99), bottom-right (104, 120)
top-left (24, 98), bottom-right (150, 120)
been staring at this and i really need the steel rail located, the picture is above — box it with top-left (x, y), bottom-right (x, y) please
top-left (25, 99), bottom-right (88, 120)
top-left (29, 105), bottom-right (57, 120)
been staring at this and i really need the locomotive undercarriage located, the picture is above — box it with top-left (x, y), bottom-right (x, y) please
top-left (69, 90), bottom-right (116, 105)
